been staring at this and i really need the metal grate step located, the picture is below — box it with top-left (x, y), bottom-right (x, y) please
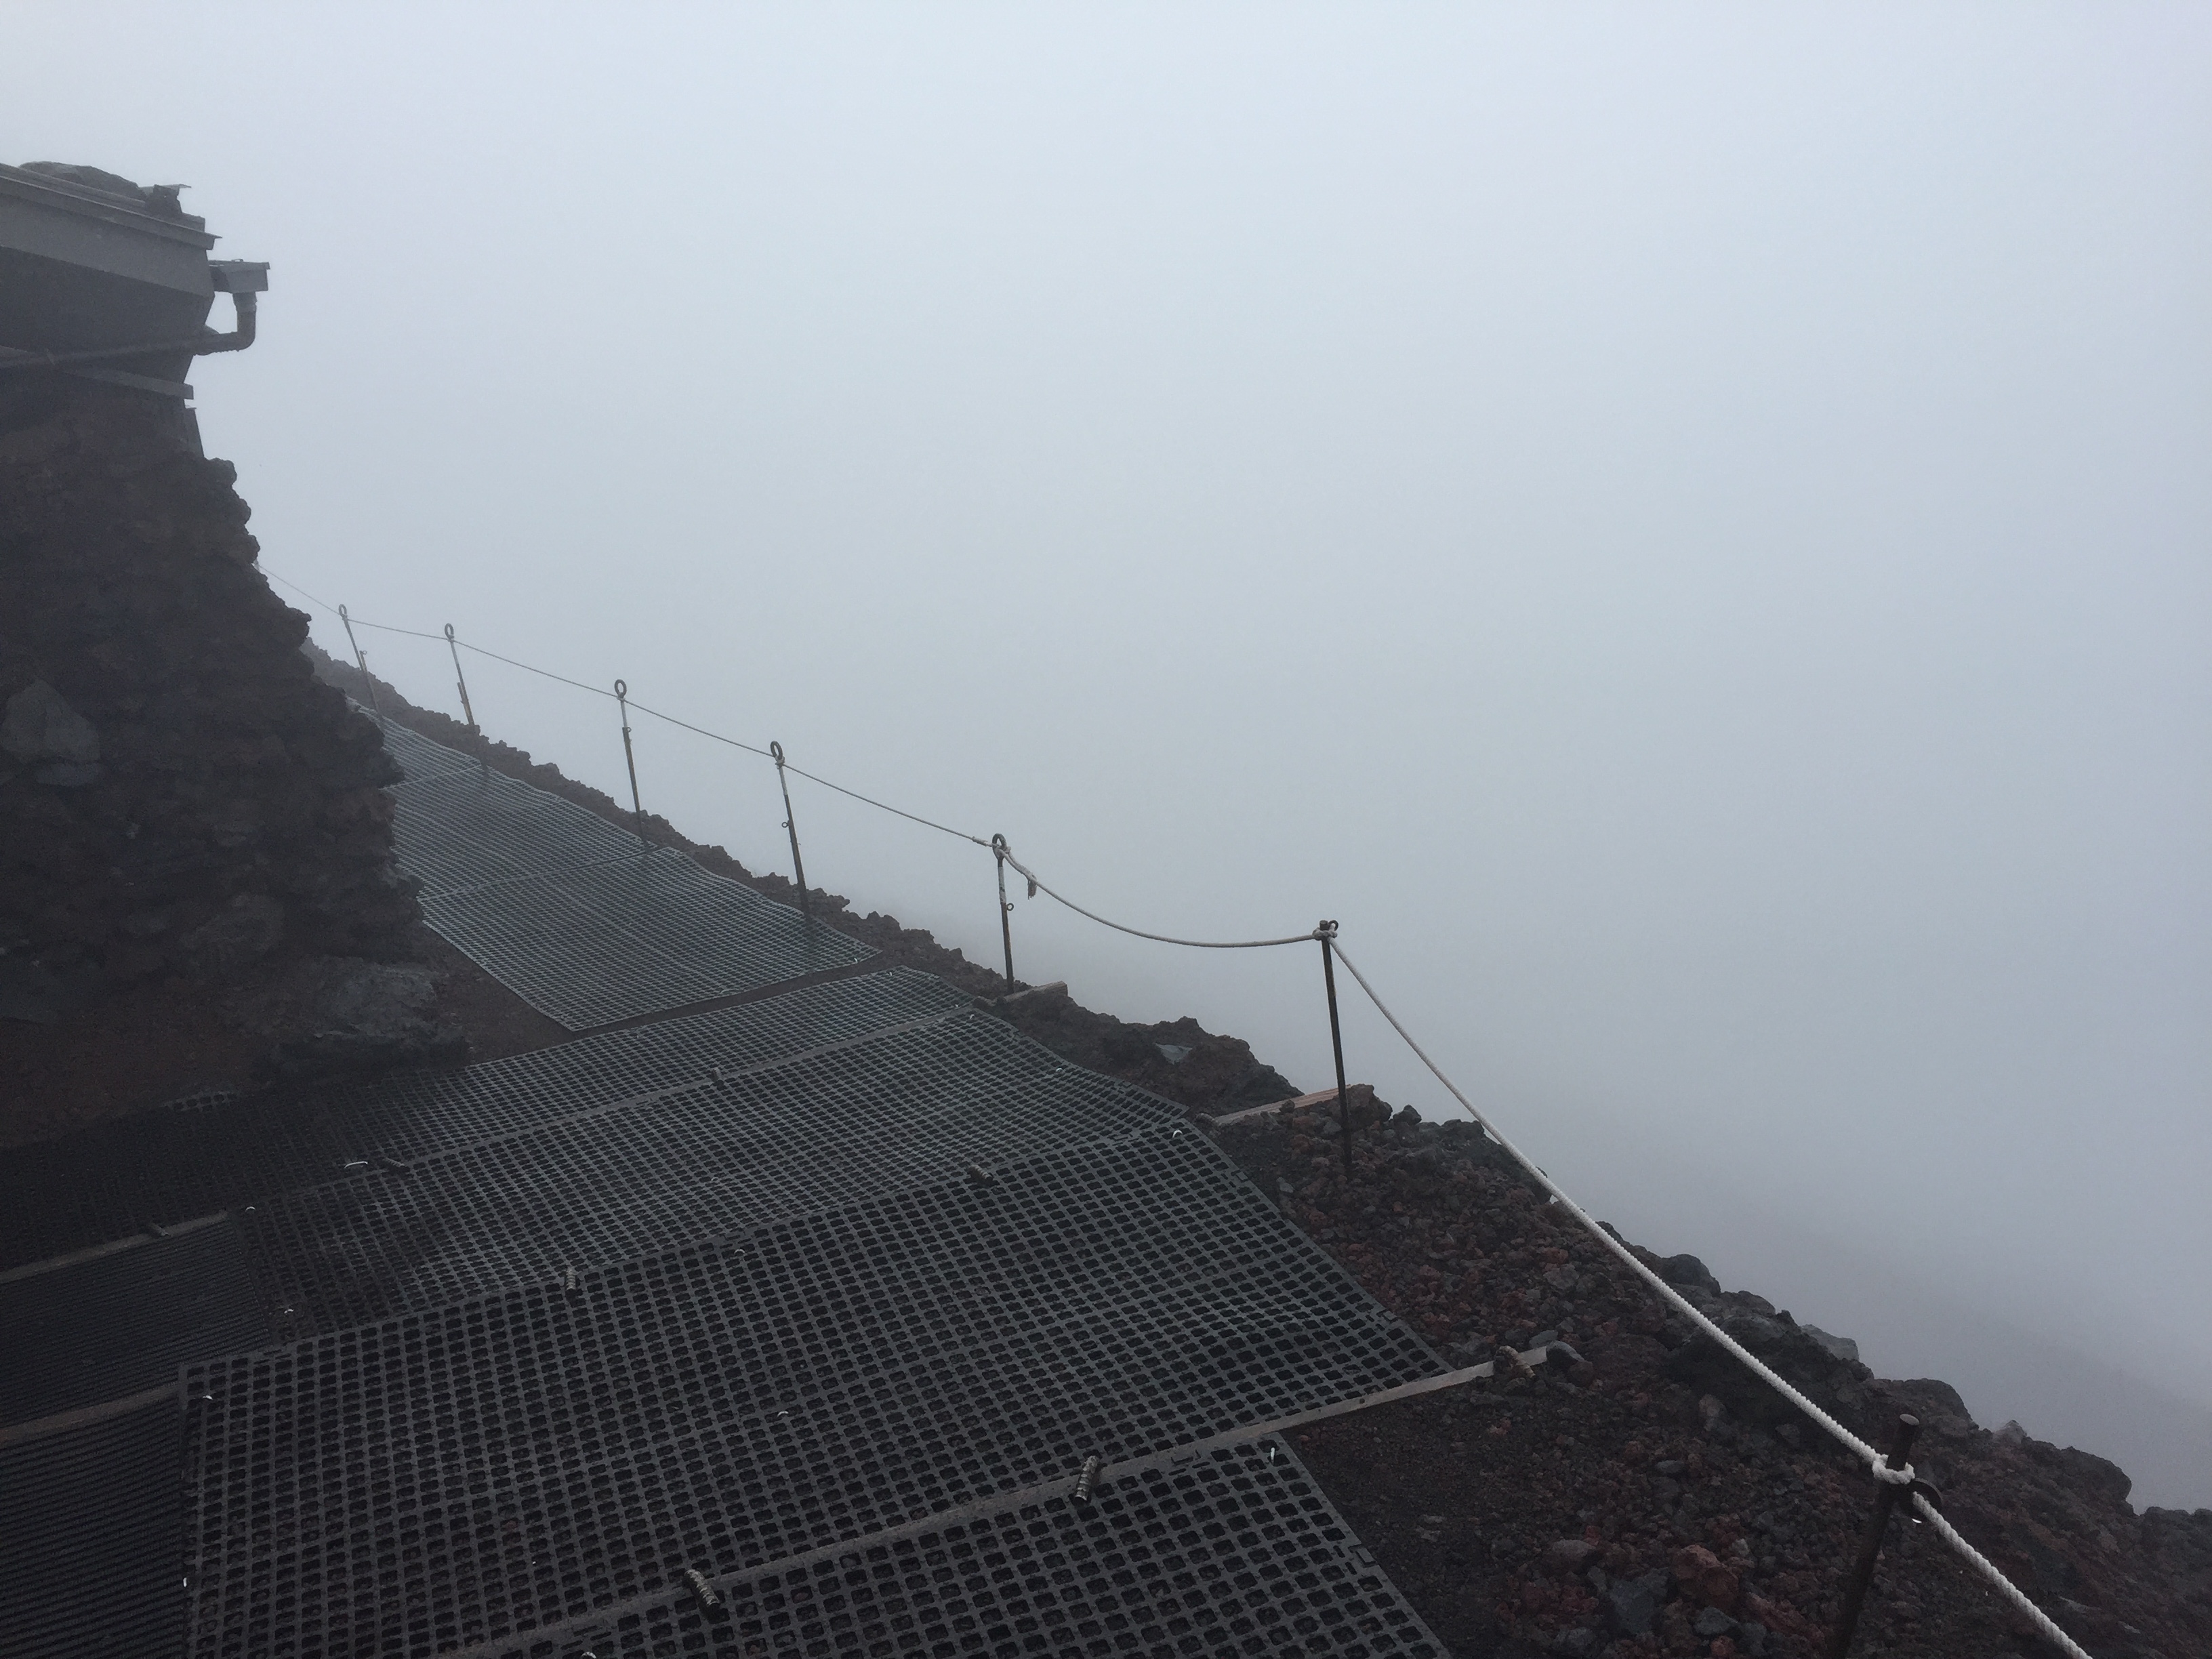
top-left (418, 850), bottom-right (872, 1029)
top-left (0, 1216), bottom-right (271, 1428)
top-left (244, 1012), bottom-right (1187, 1335)
top-left (441, 1437), bottom-right (1446, 1659)
top-left (374, 718), bottom-right (874, 1029)
top-left (0, 1391), bottom-right (185, 1659)
top-left (390, 767), bottom-right (643, 897)
top-left (184, 1136), bottom-right (1442, 1659)
top-left (0, 969), bottom-right (966, 1271)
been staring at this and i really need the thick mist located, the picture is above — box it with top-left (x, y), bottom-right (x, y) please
top-left (12, 5), bottom-right (2207, 1504)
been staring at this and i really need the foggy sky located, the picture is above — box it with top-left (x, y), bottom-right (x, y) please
top-left (12, 5), bottom-right (2208, 1504)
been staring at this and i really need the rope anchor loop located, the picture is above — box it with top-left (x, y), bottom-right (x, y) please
top-left (612, 680), bottom-right (647, 844)
top-left (337, 603), bottom-right (382, 725)
top-left (443, 623), bottom-right (479, 736)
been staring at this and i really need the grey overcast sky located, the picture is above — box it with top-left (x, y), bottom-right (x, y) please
top-left (11, 4), bottom-right (2209, 1504)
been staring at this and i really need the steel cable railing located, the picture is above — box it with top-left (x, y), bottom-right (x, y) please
top-left (261, 565), bottom-right (2104, 1659)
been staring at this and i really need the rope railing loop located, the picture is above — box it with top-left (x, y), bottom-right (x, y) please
top-left (996, 846), bottom-right (1315, 951)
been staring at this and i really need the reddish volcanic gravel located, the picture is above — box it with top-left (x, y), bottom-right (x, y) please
top-left (1208, 1102), bottom-right (2212, 1659)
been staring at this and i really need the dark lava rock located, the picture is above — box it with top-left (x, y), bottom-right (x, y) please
top-left (1656, 1252), bottom-right (1721, 1294)
top-left (243, 956), bottom-right (465, 1081)
top-left (1604, 1571), bottom-right (1668, 1636)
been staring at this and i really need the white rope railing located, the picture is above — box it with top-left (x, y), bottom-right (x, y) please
top-left (1325, 941), bottom-right (2095, 1659)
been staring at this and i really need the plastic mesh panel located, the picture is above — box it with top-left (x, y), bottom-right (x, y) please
top-left (445, 1438), bottom-right (1443, 1659)
top-left (0, 1218), bottom-right (272, 1427)
top-left (372, 718), bottom-right (873, 1028)
top-left (184, 1137), bottom-right (1441, 1659)
top-left (0, 1393), bottom-right (184, 1659)
top-left (419, 851), bottom-right (874, 1029)
top-left (0, 971), bottom-right (966, 1271)
top-left (245, 1013), bottom-right (1185, 1332)
top-left (375, 717), bottom-right (481, 783)
top-left (0, 1095), bottom-right (357, 1274)
top-left (326, 968), bottom-right (973, 1162)
top-left (390, 769), bottom-right (642, 897)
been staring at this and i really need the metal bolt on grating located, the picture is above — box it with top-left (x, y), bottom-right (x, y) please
top-left (680, 1568), bottom-right (720, 1610)
top-left (1073, 1452), bottom-right (1101, 1501)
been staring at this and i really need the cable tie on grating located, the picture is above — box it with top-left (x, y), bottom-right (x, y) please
top-left (376, 1155), bottom-right (413, 1175)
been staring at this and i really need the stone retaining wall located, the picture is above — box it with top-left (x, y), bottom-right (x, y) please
top-left (0, 383), bottom-right (415, 1024)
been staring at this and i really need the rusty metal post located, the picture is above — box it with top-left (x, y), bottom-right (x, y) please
top-left (337, 604), bottom-right (380, 725)
top-left (613, 679), bottom-right (647, 844)
top-left (445, 624), bottom-right (477, 733)
top-left (1317, 921), bottom-right (1353, 1179)
top-left (992, 834), bottom-right (1016, 990)
top-left (771, 741), bottom-right (809, 916)
top-left (1825, 1413), bottom-right (1923, 1658)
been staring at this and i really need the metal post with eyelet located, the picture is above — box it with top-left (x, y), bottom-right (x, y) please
top-left (1315, 920), bottom-right (1353, 1179)
top-left (613, 679), bottom-right (647, 844)
top-left (771, 741), bottom-right (809, 915)
top-left (1826, 1413), bottom-right (1923, 1658)
top-left (991, 833), bottom-right (1016, 990)
top-left (338, 604), bottom-right (380, 726)
top-left (444, 624), bottom-right (477, 733)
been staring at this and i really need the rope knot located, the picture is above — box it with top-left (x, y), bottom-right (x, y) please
top-left (1870, 1458), bottom-right (1915, 1486)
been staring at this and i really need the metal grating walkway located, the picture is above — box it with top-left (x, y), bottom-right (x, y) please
top-left (183, 1134), bottom-right (1443, 1659)
top-left (4, 716), bottom-right (1454, 1659)
top-left (377, 718), bottom-right (486, 783)
top-left (0, 969), bottom-right (968, 1272)
top-left (245, 1012), bottom-right (1189, 1335)
top-left (442, 1437), bottom-right (1444, 1659)
top-left (0, 1217), bottom-right (271, 1428)
top-left (0, 1391), bottom-right (185, 1659)
top-left (378, 718), bottom-right (873, 1028)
